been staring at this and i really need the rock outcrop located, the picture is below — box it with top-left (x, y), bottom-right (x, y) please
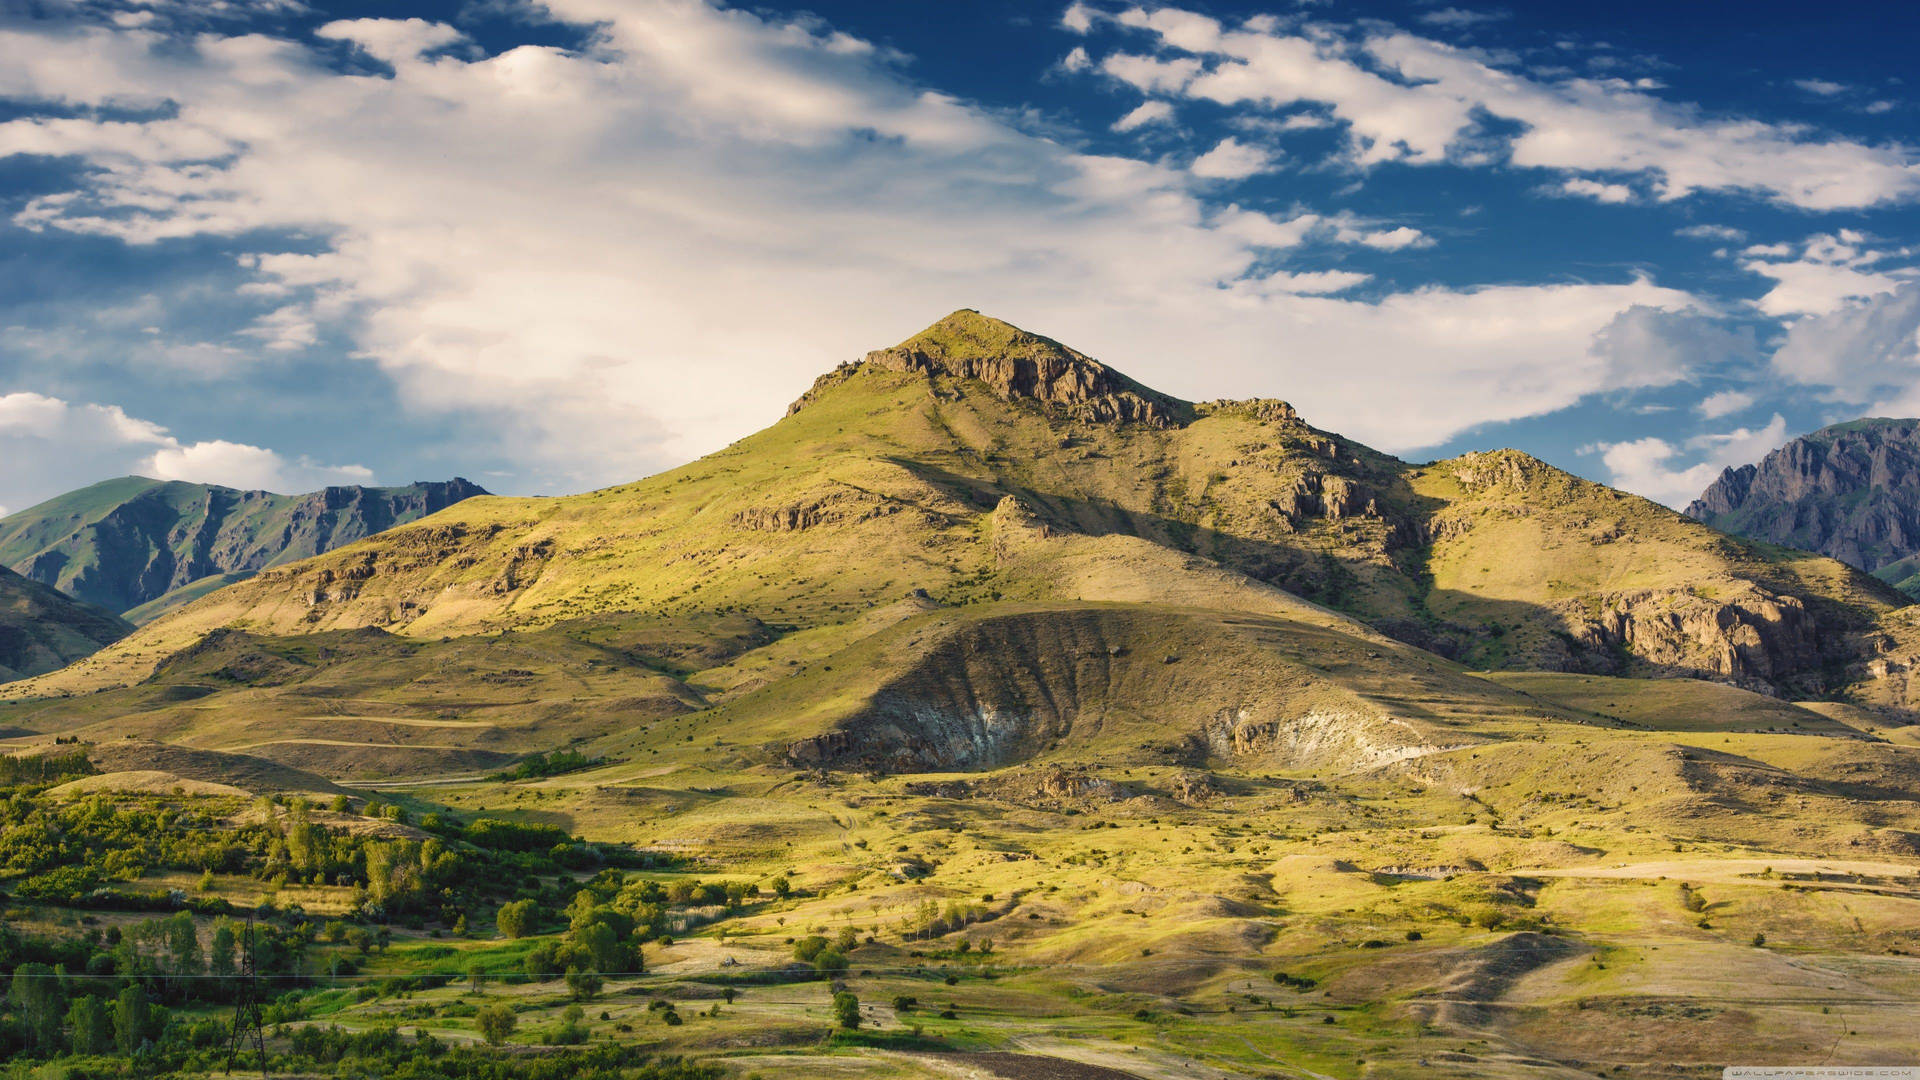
top-left (804, 309), bottom-right (1188, 427)
top-left (1686, 419), bottom-right (1920, 596)
top-left (1556, 586), bottom-right (1831, 695)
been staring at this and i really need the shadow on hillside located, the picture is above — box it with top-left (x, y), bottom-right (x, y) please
top-left (885, 456), bottom-right (1864, 697)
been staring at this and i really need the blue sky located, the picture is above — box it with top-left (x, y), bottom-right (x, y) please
top-left (0, 0), bottom-right (1916, 514)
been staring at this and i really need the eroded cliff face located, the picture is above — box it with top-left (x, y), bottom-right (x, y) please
top-left (1686, 419), bottom-right (1920, 578)
top-left (782, 606), bottom-right (1455, 775)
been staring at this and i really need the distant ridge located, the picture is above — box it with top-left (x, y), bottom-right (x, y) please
top-left (1686, 418), bottom-right (1920, 598)
top-left (0, 476), bottom-right (488, 618)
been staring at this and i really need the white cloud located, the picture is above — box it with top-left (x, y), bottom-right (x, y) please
top-left (1595, 413), bottom-right (1789, 508)
top-left (1675, 223), bottom-right (1745, 242)
top-left (1070, 9), bottom-right (1920, 209)
top-left (1771, 284), bottom-right (1920, 408)
top-left (1356, 225), bottom-right (1429, 250)
top-left (1419, 8), bottom-right (1507, 28)
top-left (1696, 389), bottom-right (1754, 419)
top-left (0, 1), bottom-right (1712, 486)
top-left (1794, 78), bottom-right (1847, 97)
top-left (1059, 46), bottom-right (1091, 74)
top-left (1741, 232), bottom-right (1913, 317)
top-left (147, 440), bottom-right (373, 491)
top-left (317, 17), bottom-right (466, 63)
top-left (1557, 177), bottom-right (1635, 203)
top-left (1112, 100), bottom-right (1174, 132)
top-left (1191, 136), bottom-right (1275, 179)
top-left (0, 392), bottom-right (372, 510)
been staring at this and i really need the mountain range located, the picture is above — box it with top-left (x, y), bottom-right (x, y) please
top-left (0, 475), bottom-right (488, 622)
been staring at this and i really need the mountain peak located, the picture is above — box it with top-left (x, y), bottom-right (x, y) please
top-left (792, 310), bottom-right (1187, 427)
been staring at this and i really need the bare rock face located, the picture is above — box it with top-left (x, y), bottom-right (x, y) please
top-left (858, 310), bottom-right (1188, 427)
top-left (1556, 586), bottom-right (1833, 695)
top-left (1686, 419), bottom-right (1920, 594)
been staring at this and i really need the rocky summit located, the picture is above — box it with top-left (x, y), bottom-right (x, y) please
top-left (1688, 418), bottom-right (1920, 597)
top-left (3, 313), bottom-right (1920, 1078)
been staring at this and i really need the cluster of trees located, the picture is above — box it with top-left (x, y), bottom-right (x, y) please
top-left (0, 914), bottom-right (313, 1063)
top-left (256, 1023), bottom-right (716, 1079)
top-left (487, 751), bottom-right (600, 783)
top-left (0, 751), bottom-right (93, 787)
top-left (903, 899), bottom-right (989, 941)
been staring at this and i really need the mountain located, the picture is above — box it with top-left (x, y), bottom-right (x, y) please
top-left (6, 312), bottom-right (1920, 1075)
top-left (1686, 418), bottom-right (1920, 598)
top-left (7, 310), bottom-right (1916, 727)
top-left (0, 475), bottom-right (489, 620)
top-left (0, 563), bottom-right (131, 682)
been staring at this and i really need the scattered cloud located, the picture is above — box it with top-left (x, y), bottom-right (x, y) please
top-left (1419, 8), bottom-right (1508, 29)
top-left (1740, 231), bottom-right (1914, 317)
top-left (1772, 284), bottom-right (1920, 409)
top-left (0, 392), bottom-right (371, 510)
top-left (1675, 224), bottom-right (1746, 242)
top-left (0, 0), bottom-right (1749, 488)
top-left (1190, 136), bottom-right (1275, 179)
top-left (1356, 225), bottom-right (1430, 250)
top-left (1593, 413), bottom-right (1789, 508)
top-left (1696, 389), bottom-right (1754, 419)
top-left (1112, 99), bottom-right (1174, 131)
top-left (1071, 8), bottom-right (1920, 209)
top-left (1558, 177), bottom-right (1636, 203)
top-left (1794, 78), bottom-right (1847, 97)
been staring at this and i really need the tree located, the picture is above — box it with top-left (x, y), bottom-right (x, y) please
top-left (832, 991), bottom-right (860, 1030)
top-left (113, 983), bottom-right (152, 1057)
top-left (565, 965), bottom-right (603, 1002)
top-left (67, 994), bottom-right (114, 1056)
top-left (10, 962), bottom-right (66, 1054)
top-left (468, 963), bottom-right (486, 994)
top-left (770, 876), bottom-right (792, 899)
top-left (497, 899), bottom-right (537, 939)
top-left (475, 1002), bottom-right (517, 1046)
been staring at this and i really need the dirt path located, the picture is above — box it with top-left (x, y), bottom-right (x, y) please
top-left (920, 1053), bottom-right (1146, 1080)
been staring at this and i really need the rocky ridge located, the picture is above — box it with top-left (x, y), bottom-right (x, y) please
top-left (1687, 418), bottom-right (1920, 596)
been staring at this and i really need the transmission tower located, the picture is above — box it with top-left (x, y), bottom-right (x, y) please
top-left (225, 916), bottom-right (269, 1077)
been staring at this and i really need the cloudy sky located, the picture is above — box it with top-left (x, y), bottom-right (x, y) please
top-left (0, 0), bottom-right (1916, 515)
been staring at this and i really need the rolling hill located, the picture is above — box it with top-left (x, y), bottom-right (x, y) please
top-left (0, 475), bottom-right (488, 620)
